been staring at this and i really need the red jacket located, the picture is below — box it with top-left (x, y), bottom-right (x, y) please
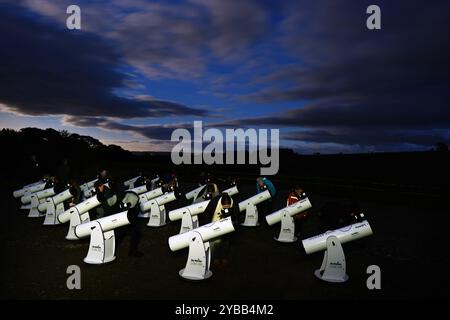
top-left (287, 191), bottom-right (309, 220)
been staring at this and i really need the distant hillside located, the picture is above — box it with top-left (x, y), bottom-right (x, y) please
top-left (0, 127), bottom-right (134, 180)
top-left (1, 128), bottom-right (448, 197)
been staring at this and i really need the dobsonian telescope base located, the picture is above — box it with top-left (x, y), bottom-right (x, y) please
top-left (179, 210), bottom-right (199, 234)
top-left (274, 211), bottom-right (298, 243)
top-left (138, 211), bottom-right (150, 218)
top-left (179, 231), bottom-right (213, 280)
top-left (83, 222), bottom-right (116, 264)
top-left (147, 203), bottom-right (168, 227)
top-left (43, 201), bottom-right (64, 225)
top-left (241, 203), bottom-right (260, 227)
top-left (66, 210), bottom-right (90, 240)
top-left (28, 196), bottom-right (46, 218)
top-left (314, 235), bottom-right (349, 283)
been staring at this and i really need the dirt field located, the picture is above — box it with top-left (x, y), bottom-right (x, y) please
top-left (1, 181), bottom-right (448, 300)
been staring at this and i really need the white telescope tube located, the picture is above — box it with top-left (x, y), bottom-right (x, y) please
top-left (38, 188), bottom-right (74, 212)
top-left (13, 180), bottom-right (43, 198)
top-left (58, 195), bottom-right (101, 224)
top-left (19, 182), bottom-right (48, 203)
top-left (26, 182), bottom-right (47, 194)
top-left (140, 192), bottom-right (176, 212)
top-left (139, 187), bottom-right (163, 202)
top-left (169, 200), bottom-right (210, 221)
top-left (20, 194), bottom-right (33, 205)
top-left (185, 184), bottom-right (206, 200)
top-left (266, 198), bottom-right (312, 226)
top-left (74, 210), bottom-right (130, 239)
top-left (34, 187), bottom-right (56, 200)
top-left (302, 220), bottom-right (373, 255)
top-left (127, 184), bottom-right (149, 195)
top-left (238, 190), bottom-right (271, 212)
top-left (168, 217), bottom-right (235, 252)
top-left (13, 188), bottom-right (26, 199)
top-left (223, 185), bottom-right (239, 197)
top-left (31, 187), bottom-right (56, 212)
top-left (80, 178), bottom-right (97, 190)
top-left (83, 182), bottom-right (109, 199)
top-left (80, 178), bottom-right (98, 198)
top-left (21, 185), bottom-right (54, 204)
top-left (169, 186), bottom-right (239, 221)
top-left (123, 176), bottom-right (140, 188)
top-left (149, 176), bottom-right (160, 190)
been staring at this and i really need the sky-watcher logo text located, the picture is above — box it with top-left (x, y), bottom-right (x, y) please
top-left (171, 121), bottom-right (279, 175)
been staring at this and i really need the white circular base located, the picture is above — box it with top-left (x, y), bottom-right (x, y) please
top-left (314, 270), bottom-right (349, 283)
top-left (274, 236), bottom-right (298, 243)
top-left (138, 213), bottom-right (149, 218)
top-left (43, 222), bottom-right (59, 226)
top-left (146, 222), bottom-right (168, 227)
top-left (65, 236), bottom-right (78, 240)
top-left (28, 213), bottom-right (46, 218)
top-left (240, 222), bottom-right (260, 227)
top-left (179, 269), bottom-right (213, 280)
top-left (84, 256), bottom-right (116, 265)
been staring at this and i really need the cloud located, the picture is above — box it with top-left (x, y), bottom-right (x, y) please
top-left (4, 0), bottom-right (450, 153)
top-left (220, 0), bottom-right (450, 150)
top-left (239, 1), bottom-right (450, 128)
top-left (223, 97), bottom-right (450, 128)
top-left (0, 3), bottom-right (207, 119)
top-left (63, 116), bottom-right (188, 141)
top-left (14, 0), bottom-right (271, 80)
top-left (283, 128), bottom-right (450, 147)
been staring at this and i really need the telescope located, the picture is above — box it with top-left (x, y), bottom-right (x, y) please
top-left (13, 180), bottom-right (45, 199)
top-left (127, 183), bottom-right (151, 195)
top-left (149, 175), bottom-right (160, 190)
top-left (140, 191), bottom-right (177, 227)
top-left (74, 210), bottom-right (131, 264)
top-left (80, 178), bottom-right (97, 189)
top-left (82, 182), bottom-right (110, 200)
top-left (169, 200), bottom-right (209, 234)
top-left (123, 175), bottom-right (140, 189)
top-left (238, 190), bottom-right (271, 227)
top-left (16, 180), bottom-right (48, 211)
top-left (137, 187), bottom-right (164, 218)
top-left (73, 191), bottom-right (138, 264)
top-left (20, 181), bottom-right (49, 204)
top-left (57, 194), bottom-right (103, 240)
top-left (185, 184), bottom-right (207, 202)
top-left (168, 217), bottom-right (235, 280)
top-left (79, 178), bottom-right (97, 197)
top-left (41, 188), bottom-right (76, 225)
top-left (266, 197), bottom-right (312, 243)
top-left (27, 187), bottom-right (56, 218)
top-left (168, 186), bottom-right (239, 234)
top-left (301, 217), bottom-right (373, 283)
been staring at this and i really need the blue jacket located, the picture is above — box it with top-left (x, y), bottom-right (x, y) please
top-left (256, 178), bottom-right (276, 198)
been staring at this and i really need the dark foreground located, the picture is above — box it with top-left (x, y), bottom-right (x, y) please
top-left (1, 180), bottom-right (448, 300)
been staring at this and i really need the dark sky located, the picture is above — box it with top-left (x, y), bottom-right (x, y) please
top-left (0, 0), bottom-right (449, 153)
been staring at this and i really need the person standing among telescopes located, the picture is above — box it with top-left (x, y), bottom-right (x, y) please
top-left (92, 177), bottom-right (117, 219)
top-left (203, 192), bottom-right (239, 268)
top-left (92, 177), bottom-right (144, 257)
top-left (195, 182), bottom-right (220, 203)
top-left (286, 185), bottom-right (309, 237)
top-left (256, 177), bottom-right (276, 223)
